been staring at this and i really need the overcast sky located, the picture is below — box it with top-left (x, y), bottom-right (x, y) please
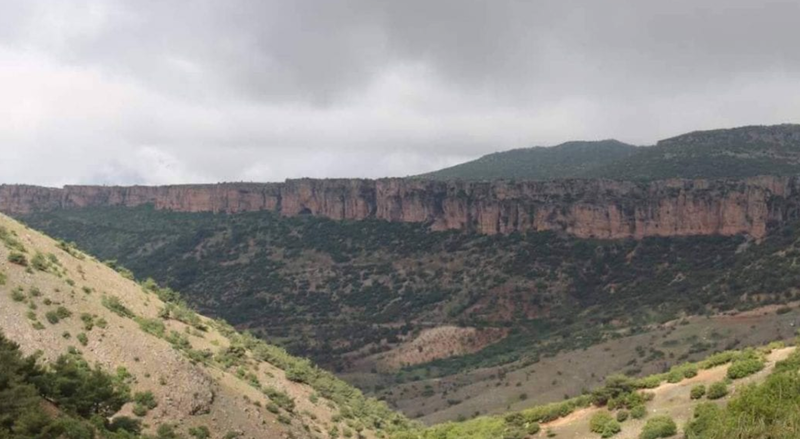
top-left (1, 0), bottom-right (799, 186)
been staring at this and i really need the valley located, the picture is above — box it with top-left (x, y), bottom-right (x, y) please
top-left (5, 124), bottom-right (800, 438)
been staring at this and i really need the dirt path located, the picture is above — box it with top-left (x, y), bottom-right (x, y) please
top-left (536, 347), bottom-right (794, 438)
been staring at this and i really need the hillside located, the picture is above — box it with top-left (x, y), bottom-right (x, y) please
top-left (4, 214), bottom-right (800, 439)
top-left (401, 342), bottom-right (799, 439)
top-left (417, 140), bottom-right (639, 181)
top-left (15, 204), bottom-right (800, 423)
top-left (421, 124), bottom-right (800, 181)
top-left (0, 213), bottom-right (412, 438)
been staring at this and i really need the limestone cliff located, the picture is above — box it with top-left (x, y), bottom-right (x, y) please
top-left (2, 176), bottom-right (800, 239)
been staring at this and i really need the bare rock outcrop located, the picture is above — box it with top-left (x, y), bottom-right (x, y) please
top-left (3, 176), bottom-right (800, 239)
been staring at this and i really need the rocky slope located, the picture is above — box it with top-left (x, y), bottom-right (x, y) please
top-left (0, 213), bottom-right (411, 438)
top-left (3, 175), bottom-right (800, 240)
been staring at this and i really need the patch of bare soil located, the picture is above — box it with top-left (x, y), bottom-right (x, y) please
top-left (368, 326), bottom-right (507, 371)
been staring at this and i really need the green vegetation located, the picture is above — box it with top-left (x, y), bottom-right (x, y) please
top-left (706, 381), bottom-right (728, 400)
top-left (7, 251), bottom-right (27, 266)
top-left (0, 330), bottom-right (148, 439)
top-left (638, 416), bottom-right (676, 439)
top-left (133, 391), bottom-right (158, 417)
top-left (589, 411), bottom-right (621, 437)
top-left (21, 204), bottom-right (800, 383)
top-left (727, 354), bottom-right (765, 380)
top-left (0, 225), bottom-right (25, 252)
top-left (102, 295), bottom-right (135, 318)
top-left (422, 124), bottom-right (800, 181)
top-left (419, 140), bottom-right (638, 181)
top-left (686, 348), bottom-right (800, 438)
top-left (690, 384), bottom-right (706, 400)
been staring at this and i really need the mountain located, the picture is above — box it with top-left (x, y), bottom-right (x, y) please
top-left (590, 124), bottom-right (800, 180)
top-left (0, 213), bottom-right (411, 438)
top-left (418, 140), bottom-right (639, 181)
top-left (421, 124), bottom-right (800, 181)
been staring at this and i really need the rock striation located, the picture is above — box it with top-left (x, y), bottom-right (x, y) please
top-left (3, 176), bottom-right (800, 239)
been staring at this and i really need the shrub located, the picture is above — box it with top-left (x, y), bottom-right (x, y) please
top-left (11, 288), bottom-right (26, 302)
top-left (102, 295), bottom-right (135, 318)
top-left (630, 405), bottom-right (646, 419)
top-left (31, 252), bottom-right (49, 271)
top-left (706, 381), bottom-right (728, 400)
top-left (8, 251), bottom-right (27, 266)
top-left (155, 424), bottom-right (182, 439)
top-left (0, 270), bottom-right (6, 285)
top-left (639, 416), bottom-right (676, 439)
top-left (589, 411), bottom-right (614, 434)
top-left (77, 333), bottom-right (88, 346)
top-left (698, 351), bottom-right (738, 369)
top-left (132, 391), bottom-right (158, 417)
top-left (0, 226), bottom-right (25, 251)
top-left (134, 391), bottom-right (158, 409)
top-left (45, 310), bottom-right (61, 324)
top-left (189, 426), bottom-right (211, 439)
top-left (727, 358), bottom-right (765, 380)
top-left (55, 306), bottom-right (72, 319)
top-left (80, 313), bottom-right (94, 331)
top-left (616, 410), bottom-right (628, 422)
top-left (684, 403), bottom-right (722, 438)
top-left (137, 317), bottom-right (166, 338)
top-left (690, 384), bottom-right (706, 400)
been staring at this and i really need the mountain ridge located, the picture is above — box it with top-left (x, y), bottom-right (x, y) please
top-left (422, 123), bottom-right (800, 181)
top-left (3, 175), bottom-right (800, 240)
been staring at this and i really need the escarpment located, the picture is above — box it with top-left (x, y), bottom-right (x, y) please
top-left (3, 176), bottom-right (800, 239)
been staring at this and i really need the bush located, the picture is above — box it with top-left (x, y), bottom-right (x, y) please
top-left (189, 426), bottom-right (211, 439)
top-left (56, 306), bottom-right (72, 319)
top-left (630, 405), bottom-right (646, 419)
top-left (102, 295), bottom-right (135, 318)
top-left (590, 411), bottom-right (621, 437)
top-left (31, 252), bottom-right (49, 271)
top-left (639, 416), bottom-right (676, 439)
top-left (616, 410), bottom-right (628, 422)
top-left (690, 384), bottom-right (706, 400)
top-left (45, 310), bottom-right (61, 324)
top-left (727, 358), bottom-right (765, 380)
top-left (684, 403), bottom-right (722, 438)
top-left (706, 381), bottom-right (728, 400)
top-left (8, 251), bottom-right (27, 266)
top-left (11, 288), bottom-right (26, 302)
top-left (76, 333), bottom-right (88, 346)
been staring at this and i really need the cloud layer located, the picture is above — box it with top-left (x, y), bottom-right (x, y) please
top-left (1, 0), bottom-right (799, 185)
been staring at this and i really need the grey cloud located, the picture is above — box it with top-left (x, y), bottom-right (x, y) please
top-left (0, 0), bottom-right (798, 185)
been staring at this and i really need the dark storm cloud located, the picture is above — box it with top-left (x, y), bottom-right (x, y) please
top-left (1, 0), bottom-right (799, 185)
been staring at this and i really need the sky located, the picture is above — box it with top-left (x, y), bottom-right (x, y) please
top-left (1, 0), bottom-right (799, 186)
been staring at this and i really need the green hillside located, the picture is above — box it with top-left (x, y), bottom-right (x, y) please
top-left (419, 140), bottom-right (638, 181)
top-left (422, 124), bottom-right (800, 181)
top-left (16, 204), bottom-right (800, 422)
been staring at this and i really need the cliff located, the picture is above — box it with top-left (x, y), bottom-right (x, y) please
top-left (3, 176), bottom-right (800, 239)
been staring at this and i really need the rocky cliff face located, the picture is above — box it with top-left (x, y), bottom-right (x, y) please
top-left (3, 176), bottom-right (800, 239)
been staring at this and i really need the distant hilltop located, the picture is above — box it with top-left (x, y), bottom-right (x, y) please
top-left (419, 124), bottom-right (800, 181)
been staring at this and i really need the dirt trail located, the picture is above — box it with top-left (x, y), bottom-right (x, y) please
top-left (537, 347), bottom-right (794, 438)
